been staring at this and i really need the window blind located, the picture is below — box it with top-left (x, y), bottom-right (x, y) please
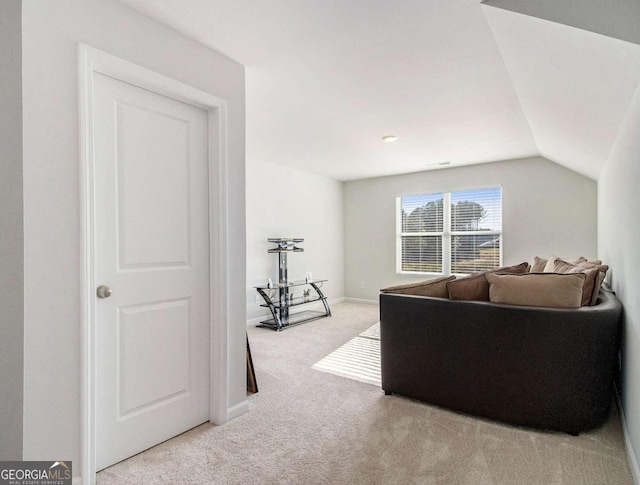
top-left (398, 187), bottom-right (502, 275)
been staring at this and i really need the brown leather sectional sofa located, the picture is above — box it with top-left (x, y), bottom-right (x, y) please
top-left (380, 287), bottom-right (622, 434)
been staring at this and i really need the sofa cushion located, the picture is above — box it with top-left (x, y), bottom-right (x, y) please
top-left (551, 258), bottom-right (609, 305)
top-left (550, 258), bottom-right (605, 306)
top-left (576, 260), bottom-right (609, 274)
top-left (531, 256), bottom-right (548, 273)
top-left (447, 262), bottom-right (530, 301)
top-left (576, 260), bottom-right (608, 306)
top-left (541, 256), bottom-right (603, 273)
top-left (447, 273), bottom-right (489, 301)
top-left (532, 256), bottom-right (602, 273)
top-left (590, 272), bottom-right (606, 306)
top-left (493, 261), bottom-right (531, 275)
top-left (486, 272), bottom-right (586, 308)
top-left (380, 275), bottom-right (455, 298)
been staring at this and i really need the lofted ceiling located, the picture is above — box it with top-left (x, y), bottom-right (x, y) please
top-left (483, 4), bottom-right (640, 180)
top-left (117, 0), bottom-right (640, 181)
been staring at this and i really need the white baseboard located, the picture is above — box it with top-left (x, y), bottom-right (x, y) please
top-left (246, 315), bottom-right (264, 327)
top-left (246, 297), bottom-right (347, 327)
top-left (227, 400), bottom-right (250, 421)
top-left (615, 385), bottom-right (640, 484)
top-left (343, 297), bottom-right (378, 305)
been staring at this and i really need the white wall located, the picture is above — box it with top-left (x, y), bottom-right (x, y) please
top-left (598, 82), bottom-right (640, 478)
top-left (246, 158), bottom-right (344, 323)
top-left (344, 156), bottom-right (597, 301)
top-left (22, 0), bottom-right (245, 474)
top-left (0, 0), bottom-right (23, 461)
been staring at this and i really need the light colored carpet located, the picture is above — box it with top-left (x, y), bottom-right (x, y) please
top-left (98, 302), bottom-right (633, 485)
top-left (312, 322), bottom-right (381, 386)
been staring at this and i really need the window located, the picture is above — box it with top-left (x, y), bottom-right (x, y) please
top-left (397, 187), bottom-right (502, 275)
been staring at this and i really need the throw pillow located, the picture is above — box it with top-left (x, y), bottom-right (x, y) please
top-left (486, 272), bottom-right (586, 308)
top-left (551, 257), bottom-right (609, 306)
top-left (447, 273), bottom-right (489, 301)
top-left (380, 275), bottom-right (455, 298)
top-left (577, 260), bottom-right (609, 306)
top-left (590, 272), bottom-right (606, 306)
top-left (491, 262), bottom-right (530, 275)
top-left (447, 262), bottom-right (530, 301)
top-left (541, 256), bottom-right (603, 273)
top-left (576, 260), bottom-right (609, 274)
top-left (531, 256), bottom-right (548, 273)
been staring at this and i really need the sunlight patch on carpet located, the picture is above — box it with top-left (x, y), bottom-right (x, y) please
top-left (312, 323), bottom-right (380, 386)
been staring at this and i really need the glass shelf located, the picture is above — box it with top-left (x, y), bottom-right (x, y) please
top-left (254, 279), bottom-right (327, 290)
top-left (260, 296), bottom-right (325, 309)
top-left (258, 310), bottom-right (328, 330)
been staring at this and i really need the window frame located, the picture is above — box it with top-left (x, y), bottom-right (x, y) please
top-left (396, 187), bottom-right (503, 276)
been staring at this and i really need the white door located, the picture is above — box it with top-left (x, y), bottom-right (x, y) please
top-left (92, 72), bottom-right (210, 470)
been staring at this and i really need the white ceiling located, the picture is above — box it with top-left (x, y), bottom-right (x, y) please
top-left (117, 0), bottom-right (640, 181)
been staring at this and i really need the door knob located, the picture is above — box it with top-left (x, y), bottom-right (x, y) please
top-left (97, 285), bottom-right (112, 299)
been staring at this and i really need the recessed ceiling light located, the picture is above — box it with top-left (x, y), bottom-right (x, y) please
top-left (424, 161), bottom-right (453, 167)
top-left (382, 135), bottom-right (398, 143)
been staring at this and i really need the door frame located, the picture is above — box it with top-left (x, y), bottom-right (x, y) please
top-left (78, 44), bottom-right (230, 484)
